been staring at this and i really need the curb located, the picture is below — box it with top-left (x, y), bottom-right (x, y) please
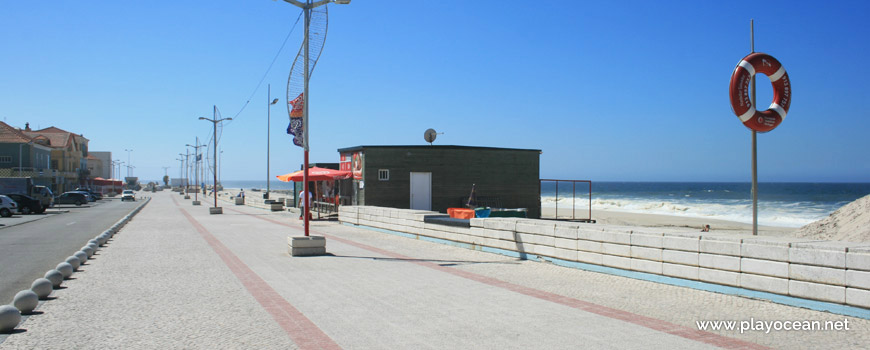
top-left (0, 197), bottom-right (152, 340)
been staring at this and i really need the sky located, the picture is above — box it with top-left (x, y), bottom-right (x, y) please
top-left (1, 0), bottom-right (868, 183)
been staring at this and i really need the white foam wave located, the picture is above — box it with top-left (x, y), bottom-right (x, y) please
top-left (541, 196), bottom-right (831, 228)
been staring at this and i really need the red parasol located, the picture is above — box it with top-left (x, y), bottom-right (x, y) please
top-left (276, 167), bottom-right (351, 182)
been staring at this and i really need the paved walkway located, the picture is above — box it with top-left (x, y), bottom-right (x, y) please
top-left (1, 191), bottom-right (867, 349)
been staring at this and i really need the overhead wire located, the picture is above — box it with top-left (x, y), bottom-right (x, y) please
top-left (227, 10), bottom-right (303, 125)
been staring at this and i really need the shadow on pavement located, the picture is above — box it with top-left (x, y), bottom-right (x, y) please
top-left (331, 254), bottom-right (522, 266)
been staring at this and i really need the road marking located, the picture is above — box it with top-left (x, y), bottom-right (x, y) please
top-left (66, 221), bottom-right (76, 226)
top-left (172, 195), bottom-right (341, 350)
top-left (230, 207), bottom-right (766, 350)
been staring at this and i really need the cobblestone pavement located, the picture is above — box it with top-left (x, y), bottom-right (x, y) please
top-left (2, 191), bottom-right (867, 349)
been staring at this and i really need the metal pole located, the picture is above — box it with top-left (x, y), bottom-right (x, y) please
top-left (303, 0), bottom-right (311, 236)
top-left (214, 108), bottom-right (219, 209)
top-left (572, 181), bottom-right (576, 220)
top-left (18, 144), bottom-right (22, 177)
top-left (750, 19), bottom-right (758, 236)
top-left (267, 84), bottom-right (271, 198)
top-left (195, 138), bottom-right (199, 202)
top-left (555, 180), bottom-right (559, 219)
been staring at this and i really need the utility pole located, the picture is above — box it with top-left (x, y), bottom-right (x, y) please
top-left (200, 106), bottom-right (232, 214)
top-left (267, 84), bottom-right (279, 199)
top-left (187, 140), bottom-right (206, 204)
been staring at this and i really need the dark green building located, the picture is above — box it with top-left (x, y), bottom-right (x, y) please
top-left (337, 145), bottom-right (541, 218)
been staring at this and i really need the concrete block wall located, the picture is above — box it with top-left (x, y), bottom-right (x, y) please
top-left (338, 206), bottom-right (870, 309)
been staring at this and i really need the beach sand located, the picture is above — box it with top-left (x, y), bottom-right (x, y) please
top-left (541, 207), bottom-right (796, 237)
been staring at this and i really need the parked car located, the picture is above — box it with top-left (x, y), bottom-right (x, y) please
top-left (0, 195), bottom-right (19, 217)
top-left (75, 188), bottom-right (103, 201)
top-left (121, 190), bottom-right (135, 202)
top-left (56, 192), bottom-right (89, 206)
top-left (69, 191), bottom-right (95, 202)
top-left (5, 193), bottom-right (44, 214)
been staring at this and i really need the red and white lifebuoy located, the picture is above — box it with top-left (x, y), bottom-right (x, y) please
top-left (729, 52), bottom-right (791, 132)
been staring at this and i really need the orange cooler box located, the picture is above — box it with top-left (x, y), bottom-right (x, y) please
top-left (447, 208), bottom-right (475, 219)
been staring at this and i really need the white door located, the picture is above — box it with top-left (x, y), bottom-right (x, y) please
top-left (409, 172), bottom-right (432, 210)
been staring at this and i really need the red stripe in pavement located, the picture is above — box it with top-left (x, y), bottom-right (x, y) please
top-left (172, 196), bottom-right (341, 350)
top-left (228, 207), bottom-right (766, 350)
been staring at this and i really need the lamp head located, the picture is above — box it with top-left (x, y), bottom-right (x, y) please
top-left (271, 98), bottom-right (279, 105)
top-left (198, 117), bottom-right (207, 120)
top-left (334, 0), bottom-right (351, 4)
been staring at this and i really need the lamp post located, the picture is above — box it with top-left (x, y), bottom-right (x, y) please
top-left (124, 149), bottom-right (133, 178)
top-left (267, 84), bottom-right (279, 200)
top-left (176, 157), bottom-right (184, 189)
top-left (111, 159), bottom-right (121, 195)
top-left (199, 106), bottom-right (232, 214)
top-left (117, 161), bottom-right (124, 191)
top-left (187, 141), bottom-right (205, 205)
top-left (279, 0), bottom-right (351, 237)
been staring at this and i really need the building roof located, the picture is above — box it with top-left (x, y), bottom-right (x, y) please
top-left (0, 121), bottom-right (34, 143)
top-left (337, 145), bottom-right (542, 153)
top-left (21, 125), bottom-right (88, 150)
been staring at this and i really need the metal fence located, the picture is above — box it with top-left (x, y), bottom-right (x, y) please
top-left (539, 179), bottom-right (595, 223)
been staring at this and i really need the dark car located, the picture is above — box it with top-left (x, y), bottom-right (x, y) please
top-left (75, 188), bottom-right (103, 200)
top-left (69, 191), bottom-right (95, 202)
top-left (56, 192), bottom-right (89, 206)
top-left (5, 193), bottom-right (44, 214)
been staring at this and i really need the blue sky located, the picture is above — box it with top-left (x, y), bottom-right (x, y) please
top-left (1, 0), bottom-right (868, 183)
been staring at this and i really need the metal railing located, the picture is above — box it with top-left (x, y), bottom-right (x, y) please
top-left (540, 179), bottom-right (595, 223)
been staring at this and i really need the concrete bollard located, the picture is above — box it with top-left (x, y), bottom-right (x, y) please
top-left (44, 270), bottom-right (63, 288)
top-left (66, 256), bottom-right (81, 270)
top-left (74, 251), bottom-right (88, 265)
top-left (31, 278), bottom-right (53, 299)
top-left (56, 262), bottom-right (74, 278)
top-left (88, 242), bottom-right (98, 252)
top-left (82, 246), bottom-right (95, 258)
top-left (0, 305), bottom-right (21, 333)
top-left (88, 239), bottom-right (99, 247)
top-left (12, 290), bottom-right (38, 314)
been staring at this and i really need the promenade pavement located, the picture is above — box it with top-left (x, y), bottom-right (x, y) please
top-left (1, 191), bottom-right (868, 349)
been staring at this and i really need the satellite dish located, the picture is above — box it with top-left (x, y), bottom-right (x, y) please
top-left (424, 128), bottom-right (438, 145)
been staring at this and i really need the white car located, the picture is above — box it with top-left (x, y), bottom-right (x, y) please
top-left (0, 195), bottom-right (19, 217)
top-left (121, 190), bottom-right (136, 202)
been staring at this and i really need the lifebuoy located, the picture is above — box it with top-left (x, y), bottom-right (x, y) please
top-left (729, 52), bottom-right (791, 132)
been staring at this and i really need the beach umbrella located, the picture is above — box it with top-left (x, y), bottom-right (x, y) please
top-left (276, 167), bottom-right (352, 182)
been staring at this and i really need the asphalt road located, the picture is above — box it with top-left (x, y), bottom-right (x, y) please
top-left (0, 198), bottom-right (142, 304)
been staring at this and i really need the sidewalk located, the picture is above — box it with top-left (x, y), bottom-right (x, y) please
top-left (2, 191), bottom-right (868, 349)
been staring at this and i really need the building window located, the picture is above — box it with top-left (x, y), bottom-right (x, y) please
top-left (378, 169), bottom-right (390, 181)
top-left (0, 156), bottom-right (11, 163)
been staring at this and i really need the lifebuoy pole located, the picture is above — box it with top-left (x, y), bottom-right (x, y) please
top-left (750, 19), bottom-right (758, 236)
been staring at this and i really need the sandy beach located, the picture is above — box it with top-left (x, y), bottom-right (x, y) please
top-left (542, 207), bottom-right (796, 237)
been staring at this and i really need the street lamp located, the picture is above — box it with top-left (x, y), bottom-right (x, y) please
top-left (267, 84), bottom-right (279, 200)
top-left (199, 106), bottom-right (232, 214)
top-left (176, 157), bottom-right (184, 189)
top-left (279, 0), bottom-right (351, 237)
top-left (124, 149), bottom-right (133, 178)
top-left (117, 161), bottom-right (124, 192)
top-left (187, 141), bottom-right (206, 204)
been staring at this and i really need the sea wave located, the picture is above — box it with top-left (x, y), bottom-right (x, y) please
top-left (541, 196), bottom-right (834, 228)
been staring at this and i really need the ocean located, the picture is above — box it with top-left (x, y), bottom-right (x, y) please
top-left (541, 182), bottom-right (870, 228)
top-left (222, 180), bottom-right (870, 228)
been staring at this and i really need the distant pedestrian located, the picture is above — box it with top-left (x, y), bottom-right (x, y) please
top-left (701, 224), bottom-right (710, 232)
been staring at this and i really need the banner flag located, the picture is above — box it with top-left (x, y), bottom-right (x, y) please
top-left (287, 92), bottom-right (304, 147)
